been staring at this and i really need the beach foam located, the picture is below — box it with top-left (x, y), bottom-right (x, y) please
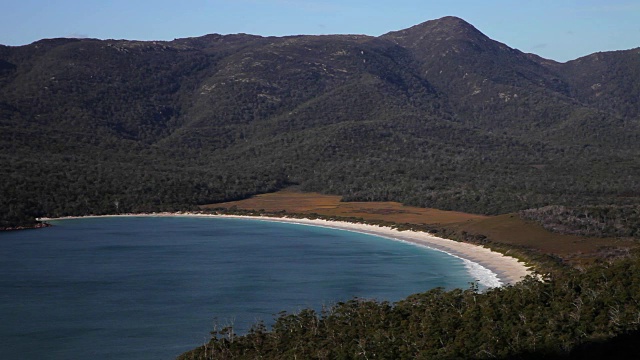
top-left (202, 215), bottom-right (531, 288)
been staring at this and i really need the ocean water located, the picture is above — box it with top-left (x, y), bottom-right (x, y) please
top-left (0, 216), bottom-right (478, 359)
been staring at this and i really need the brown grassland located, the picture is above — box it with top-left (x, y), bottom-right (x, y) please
top-left (203, 189), bottom-right (638, 266)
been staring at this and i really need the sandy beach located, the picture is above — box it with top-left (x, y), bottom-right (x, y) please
top-left (40, 212), bottom-right (533, 287)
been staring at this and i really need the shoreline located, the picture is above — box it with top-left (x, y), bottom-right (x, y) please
top-left (39, 213), bottom-right (533, 287)
top-left (0, 222), bottom-right (51, 231)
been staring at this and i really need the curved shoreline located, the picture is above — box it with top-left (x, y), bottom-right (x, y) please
top-left (39, 213), bottom-right (533, 287)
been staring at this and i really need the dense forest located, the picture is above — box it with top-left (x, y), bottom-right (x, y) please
top-left (2, 15), bottom-right (640, 358)
top-left (2, 16), bottom-right (640, 228)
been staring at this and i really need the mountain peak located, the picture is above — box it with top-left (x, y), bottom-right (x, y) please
top-left (381, 16), bottom-right (487, 45)
top-left (428, 16), bottom-right (476, 29)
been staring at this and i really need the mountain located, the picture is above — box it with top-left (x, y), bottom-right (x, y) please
top-left (558, 48), bottom-right (640, 120)
top-left (382, 17), bottom-right (637, 143)
top-left (1, 16), bottom-right (639, 227)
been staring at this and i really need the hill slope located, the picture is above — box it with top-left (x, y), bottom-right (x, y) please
top-left (1, 16), bottom-right (640, 227)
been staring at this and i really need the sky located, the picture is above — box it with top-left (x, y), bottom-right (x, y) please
top-left (1, 0), bottom-right (639, 62)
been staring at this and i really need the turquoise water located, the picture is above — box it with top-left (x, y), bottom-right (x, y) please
top-left (0, 216), bottom-right (474, 359)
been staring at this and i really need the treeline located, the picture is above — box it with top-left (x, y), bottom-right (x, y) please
top-left (3, 109), bottom-right (640, 227)
top-left (179, 253), bottom-right (640, 359)
top-left (520, 205), bottom-right (640, 238)
top-left (0, 147), bottom-right (290, 228)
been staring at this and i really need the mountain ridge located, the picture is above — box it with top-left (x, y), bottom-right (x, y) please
top-left (1, 16), bottom-right (639, 227)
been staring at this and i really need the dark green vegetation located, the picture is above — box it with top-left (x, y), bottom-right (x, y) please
top-left (2, 16), bottom-right (640, 228)
top-left (180, 254), bottom-right (640, 359)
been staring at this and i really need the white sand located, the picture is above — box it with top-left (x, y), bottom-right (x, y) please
top-left (40, 212), bottom-right (533, 287)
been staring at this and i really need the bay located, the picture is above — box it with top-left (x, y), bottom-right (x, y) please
top-left (0, 216), bottom-right (474, 359)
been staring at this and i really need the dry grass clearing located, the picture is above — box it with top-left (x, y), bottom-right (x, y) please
top-left (202, 189), bottom-right (487, 225)
top-left (203, 189), bottom-right (638, 264)
top-left (453, 214), bottom-right (636, 264)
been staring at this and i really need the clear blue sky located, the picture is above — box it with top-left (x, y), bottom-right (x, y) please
top-left (2, 0), bottom-right (639, 62)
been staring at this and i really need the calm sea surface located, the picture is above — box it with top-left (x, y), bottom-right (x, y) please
top-left (0, 216), bottom-right (475, 359)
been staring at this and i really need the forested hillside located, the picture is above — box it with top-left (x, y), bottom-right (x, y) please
top-left (1, 16), bottom-right (639, 228)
